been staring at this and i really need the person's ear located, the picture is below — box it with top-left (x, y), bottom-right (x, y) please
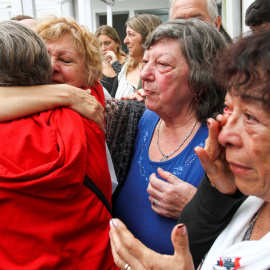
top-left (215, 15), bottom-right (222, 30)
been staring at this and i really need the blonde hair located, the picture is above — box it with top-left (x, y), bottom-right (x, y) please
top-left (95, 25), bottom-right (126, 57)
top-left (125, 14), bottom-right (162, 72)
top-left (35, 17), bottom-right (102, 87)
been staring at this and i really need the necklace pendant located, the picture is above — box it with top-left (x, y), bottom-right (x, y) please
top-left (160, 156), bottom-right (168, 162)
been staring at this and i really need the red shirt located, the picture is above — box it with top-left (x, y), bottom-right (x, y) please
top-left (0, 82), bottom-right (118, 269)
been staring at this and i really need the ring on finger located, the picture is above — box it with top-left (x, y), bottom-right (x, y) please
top-left (124, 263), bottom-right (132, 270)
top-left (152, 198), bottom-right (157, 206)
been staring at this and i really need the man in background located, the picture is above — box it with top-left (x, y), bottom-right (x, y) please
top-left (169, 0), bottom-right (231, 42)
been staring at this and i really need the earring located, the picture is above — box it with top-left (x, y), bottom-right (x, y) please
top-left (195, 93), bottom-right (201, 101)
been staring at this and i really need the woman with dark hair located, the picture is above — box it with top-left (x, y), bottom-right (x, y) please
top-left (112, 18), bottom-right (226, 255)
top-left (245, 0), bottom-right (270, 32)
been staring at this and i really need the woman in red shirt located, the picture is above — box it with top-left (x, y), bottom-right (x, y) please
top-left (0, 19), bottom-right (118, 270)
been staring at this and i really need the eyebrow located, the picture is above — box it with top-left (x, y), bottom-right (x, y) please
top-left (241, 93), bottom-right (265, 103)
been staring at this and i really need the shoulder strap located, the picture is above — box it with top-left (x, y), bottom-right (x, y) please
top-left (84, 175), bottom-right (112, 216)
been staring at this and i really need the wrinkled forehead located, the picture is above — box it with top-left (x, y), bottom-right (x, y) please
top-left (144, 38), bottom-right (182, 57)
top-left (228, 76), bottom-right (270, 111)
top-left (171, 0), bottom-right (211, 21)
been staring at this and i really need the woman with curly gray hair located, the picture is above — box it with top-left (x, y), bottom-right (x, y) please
top-left (113, 18), bottom-right (226, 256)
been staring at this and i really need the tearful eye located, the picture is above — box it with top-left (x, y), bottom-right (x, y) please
top-left (245, 113), bottom-right (256, 121)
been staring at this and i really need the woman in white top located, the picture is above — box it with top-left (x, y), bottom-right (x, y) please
top-left (111, 14), bottom-right (162, 99)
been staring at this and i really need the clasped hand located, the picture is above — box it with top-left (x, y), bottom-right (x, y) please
top-left (147, 168), bottom-right (197, 219)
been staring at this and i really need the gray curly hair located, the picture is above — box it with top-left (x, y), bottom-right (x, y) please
top-left (144, 18), bottom-right (226, 124)
top-left (0, 20), bottom-right (52, 86)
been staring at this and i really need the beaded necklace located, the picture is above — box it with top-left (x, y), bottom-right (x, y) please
top-left (156, 119), bottom-right (198, 162)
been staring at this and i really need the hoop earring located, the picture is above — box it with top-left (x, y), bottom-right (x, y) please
top-left (195, 93), bottom-right (201, 101)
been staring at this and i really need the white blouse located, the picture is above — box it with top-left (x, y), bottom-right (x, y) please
top-left (115, 64), bottom-right (137, 99)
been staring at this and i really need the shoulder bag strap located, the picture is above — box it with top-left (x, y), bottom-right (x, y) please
top-left (84, 175), bottom-right (112, 216)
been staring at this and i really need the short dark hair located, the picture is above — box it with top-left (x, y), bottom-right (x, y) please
top-left (215, 27), bottom-right (270, 110)
top-left (0, 20), bottom-right (52, 86)
top-left (144, 19), bottom-right (227, 124)
top-left (245, 0), bottom-right (270, 27)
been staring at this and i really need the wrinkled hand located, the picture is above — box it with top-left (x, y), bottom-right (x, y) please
top-left (147, 168), bottom-right (197, 219)
top-left (104, 51), bottom-right (118, 64)
top-left (121, 88), bottom-right (146, 102)
top-left (65, 85), bottom-right (105, 133)
top-left (110, 219), bottom-right (195, 270)
top-left (194, 115), bottom-right (236, 195)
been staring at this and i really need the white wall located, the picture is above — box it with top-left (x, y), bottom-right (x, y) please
top-left (222, 0), bottom-right (242, 39)
top-left (222, 0), bottom-right (256, 39)
top-left (76, 0), bottom-right (169, 31)
top-left (0, 0), bottom-right (256, 37)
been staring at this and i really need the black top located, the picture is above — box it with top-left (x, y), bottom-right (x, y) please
top-left (111, 60), bottom-right (122, 74)
top-left (178, 174), bottom-right (247, 268)
top-left (100, 60), bottom-right (123, 95)
top-left (100, 75), bottom-right (116, 95)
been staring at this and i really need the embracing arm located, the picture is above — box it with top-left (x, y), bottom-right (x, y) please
top-left (0, 84), bottom-right (105, 132)
top-left (105, 98), bottom-right (146, 190)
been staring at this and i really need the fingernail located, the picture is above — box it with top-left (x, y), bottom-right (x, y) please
top-left (110, 219), bottom-right (118, 228)
top-left (177, 224), bottom-right (186, 235)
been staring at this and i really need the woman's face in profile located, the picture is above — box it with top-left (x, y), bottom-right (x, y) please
top-left (218, 91), bottom-right (270, 201)
top-left (124, 26), bottom-right (143, 60)
top-left (46, 33), bottom-right (87, 88)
